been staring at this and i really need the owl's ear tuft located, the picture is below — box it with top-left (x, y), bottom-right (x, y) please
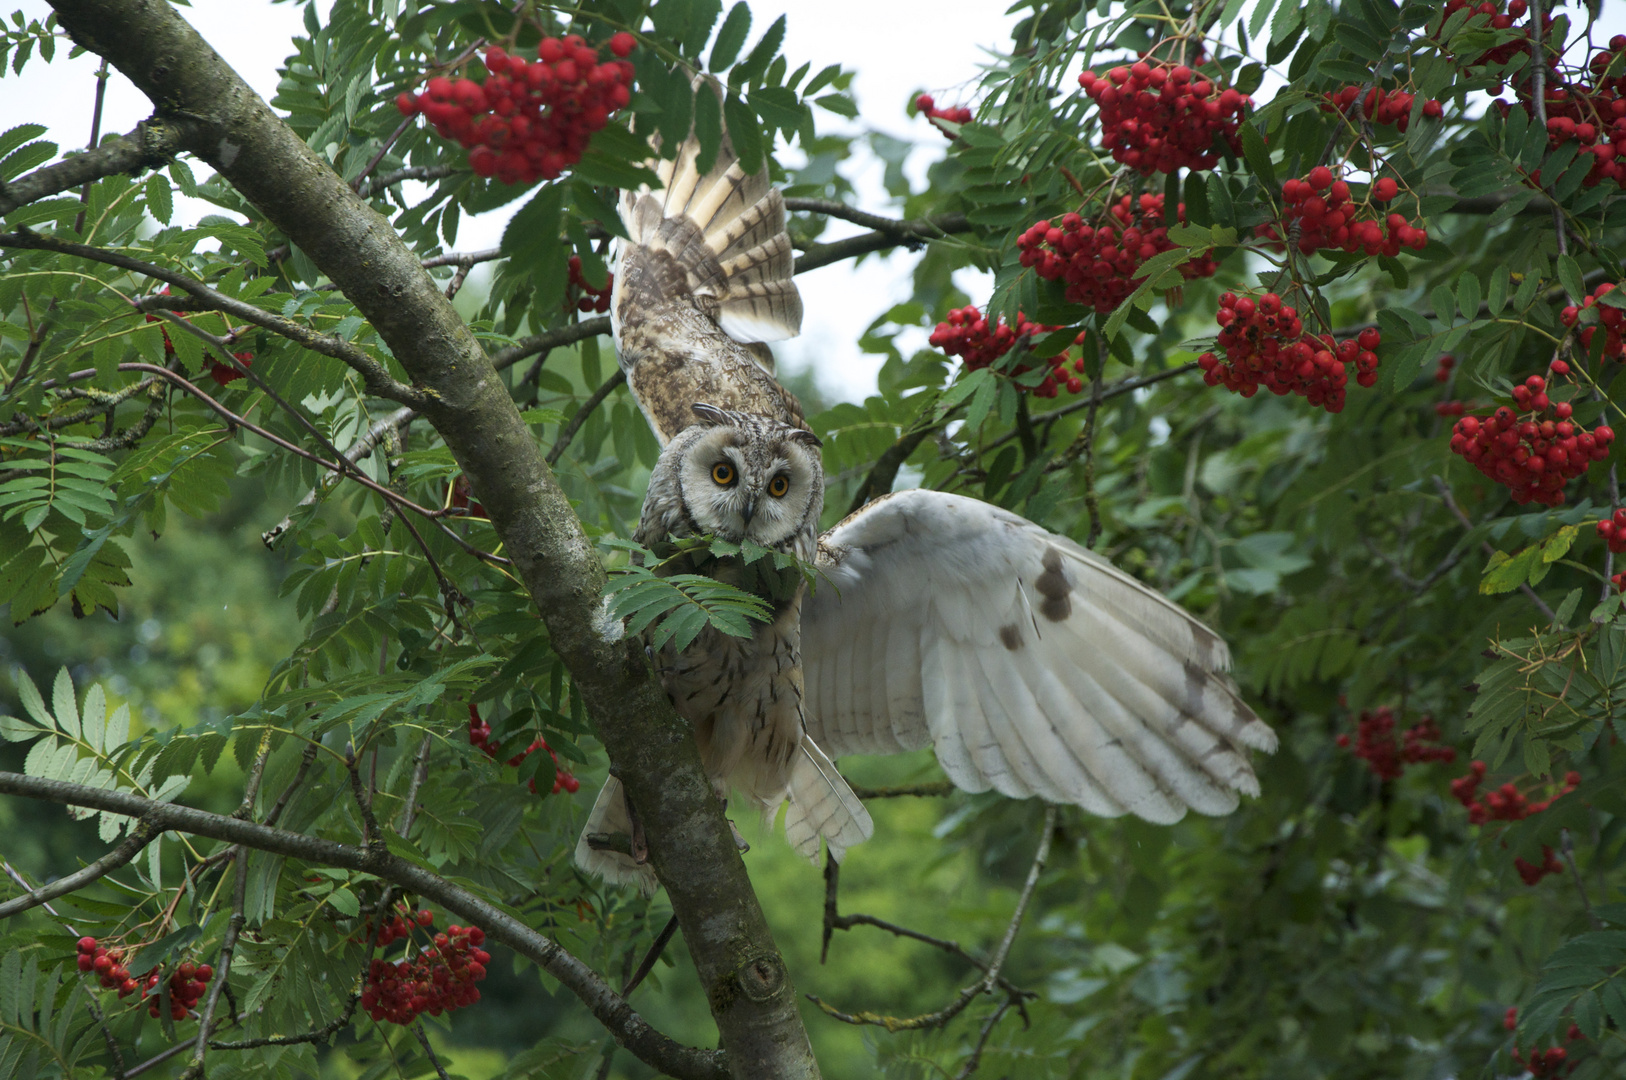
top-left (691, 403), bottom-right (729, 425)
top-left (789, 429), bottom-right (822, 448)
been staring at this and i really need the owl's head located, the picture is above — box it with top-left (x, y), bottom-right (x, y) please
top-left (668, 403), bottom-right (823, 547)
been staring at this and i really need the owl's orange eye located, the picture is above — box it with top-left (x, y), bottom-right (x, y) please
top-left (711, 462), bottom-right (736, 485)
top-left (768, 474), bottom-right (790, 498)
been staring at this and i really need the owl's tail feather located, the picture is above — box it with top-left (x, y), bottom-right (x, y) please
top-left (782, 738), bottom-right (874, 865)
top-left (614, 87), bottom-right (802, 347)
top-left (573, 777), bottom-right (659, 896)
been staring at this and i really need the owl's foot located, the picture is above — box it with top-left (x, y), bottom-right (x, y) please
top-left (727, 819), bottom-right (750, 853)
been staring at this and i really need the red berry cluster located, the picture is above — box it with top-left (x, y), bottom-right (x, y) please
top-left (914, 94), bottom-right (973, 138)
top-left (929, 306), bottom-right (1087, 397)
top-left (1506, 1009), bottom-right (1584, 1077)
top-left (142, 960), bottom-right (214, 1020)
top-left (1256, 167), bottom-right (1429, 256)
top-left (1595, 507), bottom-right (1626, 554)
top-left (1197, 292), bottom-right (1381, 413)
top-left (1449, 760), bottom-right (1581, 825)
top-left (568, 254), bottom-right (612, 314)
top-left (1560, 283), bottom-right (1626, 362)
top-left (1435, 353), bottom-right (1456, 383)
top-left (1321, 85), bottom-right (1442, 131)
top-left (362, 917), bottom-right (490, 1025)
top-left (1448, 376), bottom-right (1613, 507)
top-left (1335, 708), bottom-right (1456, 781)
top-left (1015, 194), bottom-right (1217, 315)
top-left (1513, 845), bottom-right (1565, 886)
top-left (375, 904), bottom-right (436, 947)
top-left (76, 937), bottom-right (214, 1019)
top-left (1077, 61), bottom-right (1251, 174)
top-left (1492, 35), bottom-right (1626, 190)
top-left (467, 704), bottom-right (580, 795)
top-left (397, 36), bottom-right (636, 186)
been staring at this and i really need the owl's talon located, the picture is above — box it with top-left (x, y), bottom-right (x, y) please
top-left (727, 819), bottom-right (750, 853)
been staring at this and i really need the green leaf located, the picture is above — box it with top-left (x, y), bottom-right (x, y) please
top-left (1240, 122), bottom-right (1275, 188)
top-left (1557, 253), bottom-right (1586, 302)
top-left (708, 1), bottom-right (751, 71)
top-left (723, 94), bottom-right (764, 175)
top-left (734, 14), bottom-right (785, 84)
top-left (144, 173), bottom-right (172, 225)
top-left (1456, 270), bottom-right (1482, 321)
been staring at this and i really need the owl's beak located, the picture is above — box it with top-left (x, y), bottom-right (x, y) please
top-left (740, 494), bottom-right (757, 527)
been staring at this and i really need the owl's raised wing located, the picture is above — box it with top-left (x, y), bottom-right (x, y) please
top-left (802, 489), bottom-right (1277, 823)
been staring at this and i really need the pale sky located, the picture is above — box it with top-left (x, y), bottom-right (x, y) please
top-left (8, 0), bottom-right (1018, 403)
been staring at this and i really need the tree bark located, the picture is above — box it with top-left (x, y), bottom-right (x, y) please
top-left (41, 2), bottom-right (821, 1076)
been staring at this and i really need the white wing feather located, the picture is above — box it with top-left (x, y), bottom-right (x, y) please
top-left (803, 489), bottom-right (1276, 822)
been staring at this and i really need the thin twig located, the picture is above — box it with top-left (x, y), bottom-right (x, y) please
top-left (351, 115), bottom-right (416, 195)
top-left (414, 1023), bottom-right (453, 1080)
top-left (263, 743), bottom-right (320, 828)
top-left (1432, 476), bottom-right (1556, 621)
top-left (1561, 829), bottom-right (1601, 929)
top-left (490, 316), bottom-right (611, 372)
top-left (951, 992), bottom-right (1021, 1080)
top-left (74, 57), bottom-right (111, 235)
top-left (0, 819), bottom-right (157, 919)
top-left (0, 229), bottom-right (429, 407)
top-left (620, 914), bottom-right (680, 997)
top-left (548, 371), bottom-right (627, 465)
top-left (812, 807), bottom-right (1054, 1032)
top-left (262, 405), bottom-right (417, 548)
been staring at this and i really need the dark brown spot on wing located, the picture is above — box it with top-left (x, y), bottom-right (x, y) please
top-left (1036, 547), bottom-right (1072, 622)
top-left (999, 624), bottom-right (1024, 651)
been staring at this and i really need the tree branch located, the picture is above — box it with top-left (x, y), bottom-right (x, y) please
top-left (793, 210), bottom-right (972, 275)
top-left (0, 818), bottom-right (157, 919)
top-left (548, 371), bottom-right (627, 465)
top-left (489, 316), bottom-right (611, 372)
top-left (0, 769), bottom-right (728, 1080)
top-left (0, 116), bottom-right (205, 217)
top-left (0, 228), bottom-right (431, 409)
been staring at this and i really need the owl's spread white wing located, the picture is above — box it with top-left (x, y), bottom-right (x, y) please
top-left (802, 489), bottom-right (1277, 824)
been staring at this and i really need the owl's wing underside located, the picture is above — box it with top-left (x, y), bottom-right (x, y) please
top-left (802, 489), bottom-right (1278, 824)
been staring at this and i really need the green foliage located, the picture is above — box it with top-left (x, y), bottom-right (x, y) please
top-left (10, 0), bottom-right (1626, 1077)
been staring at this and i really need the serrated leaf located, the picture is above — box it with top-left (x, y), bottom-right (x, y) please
top-left (709, 1), bottom-right (751, 71)
top-left (52, 668), bottom-right (78, 740)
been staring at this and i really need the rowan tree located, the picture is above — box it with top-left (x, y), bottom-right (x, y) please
top-left (3, 1), bottom-right (1626, 1078)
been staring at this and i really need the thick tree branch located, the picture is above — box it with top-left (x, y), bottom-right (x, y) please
top-left (0, 116), bottom-right (205, 217)
top-left (0, 228), bottom-right (431, 408)
top-left (46, 2), bottom-right (821, 1075)
top-left (0, 770), bottom-right (728, 1080)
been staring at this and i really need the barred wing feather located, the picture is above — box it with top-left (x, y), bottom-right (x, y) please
top-left (803, 489), bottom-right (1276, 823)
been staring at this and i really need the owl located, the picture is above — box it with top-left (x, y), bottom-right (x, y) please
top-left (575, 404), bottom-right (873, 893)
top-left (575, 118), bottom-right (1277, 891)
